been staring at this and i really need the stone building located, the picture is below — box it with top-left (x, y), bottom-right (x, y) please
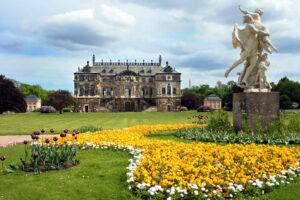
top-left (74, 55), bottom-right (181, 112)
top-left (203, 94), bottom-right (222, 110)
top-left (25, 95), bottom-right (41, 112)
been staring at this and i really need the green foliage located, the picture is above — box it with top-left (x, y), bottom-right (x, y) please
top-left (0, 145), bottom-right (138, 200)
top-left (19, 83), bottom-right (50, 102)
top-left (79, 125), bottom-right (103, 133)
top-left (45, 90), bottom-right (75, 113)
top-left (20, 142), bottom-right (78, 173)
top-left (181, 81), bottom-right (237, 108)
top-left (280, 94), bottom-right (292, 109)
top-left (273, 77), bottom-right (300, 109)
top-left (207, 111), bottom-right (231, 132)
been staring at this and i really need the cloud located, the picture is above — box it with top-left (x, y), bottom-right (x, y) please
top-left (39, 5), bottom-right (135, 50)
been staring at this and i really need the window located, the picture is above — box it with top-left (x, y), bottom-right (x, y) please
top-left (79, 86), bottom-right (84, 96)
top-left (90, 85), bottom-right (95, 96)
top-left (79, 75), bottom-right (85, 81)
top-left (149, 87), bottom-right (153, 96)
top-left (125, 85), bottom-right (131, 97)
top-left (84, 84), bottom-right (89, 96)
top-left (173, 88), bottom-right (177, 95)
top-left (162, 88), bottom-right (166, 95)
top-left (167, 84), bottom-right (171, 95)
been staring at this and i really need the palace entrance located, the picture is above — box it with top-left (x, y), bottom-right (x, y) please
top-left (125, 101), bottom-right (134, 112)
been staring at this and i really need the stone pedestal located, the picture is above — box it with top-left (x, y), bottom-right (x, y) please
top-left (233, 92), bottom-right (280, 132)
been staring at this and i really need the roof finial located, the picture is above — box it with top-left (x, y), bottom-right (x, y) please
top-left (92, 54), bottom-right (95, 65)
top-left (166, 61), bottom-right (169, 66)
top-left (159, 55), bottom-right (162, 65)
top-left (87, 61), bottom-right (90, 66)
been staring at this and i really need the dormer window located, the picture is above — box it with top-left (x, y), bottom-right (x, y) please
top-left (109, 69), bottom-right (114, 73)
top-left (102, 69), bottom-right (106, 73)
top-left (140, 69), bottom-right (144, 73)
top-left (147, 69), bottom-right (152, 73)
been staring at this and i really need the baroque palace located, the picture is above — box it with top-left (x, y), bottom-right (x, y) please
top-left (74, 55), bottom-right (181, 112)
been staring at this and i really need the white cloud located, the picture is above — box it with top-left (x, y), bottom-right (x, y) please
top-left (39, 5), bottom-right (136, 50)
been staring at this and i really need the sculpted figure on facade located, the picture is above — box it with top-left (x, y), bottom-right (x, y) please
top-left (225, 6), bottom-right (277, 92)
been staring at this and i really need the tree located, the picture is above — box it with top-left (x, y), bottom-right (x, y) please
top-left (272, 77), bottom-right (300, 108)
top-left (46, 90), bottom-right (74, 114)
top-left (181, 92), bottom-right (200, 110)
top-left (280, 94), bottom-right (292, 109)
top-left (0, 75), bottom-right (27, 113)
top-left (19, 83), bottom-right (49, 102)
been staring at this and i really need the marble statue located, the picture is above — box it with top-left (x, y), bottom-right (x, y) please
top-left (225, 6), bottom-right (277, 92)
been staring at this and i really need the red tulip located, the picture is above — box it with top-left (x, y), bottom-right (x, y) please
top-left (32, 152), bottom-right (39, 158)
top-left (45, 138), bottom-right (50, 144)
top-left (0, 155), bottom-right (6, 161)
top-left (53, 136), bottom-right (58, 142)
top-left (50, 128), bottom-right (55, 133)
top-left (23, 140), bottom-right (28, 145)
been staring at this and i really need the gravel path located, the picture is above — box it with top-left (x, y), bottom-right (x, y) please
top-left (0, 135), bottom-right (56, 147)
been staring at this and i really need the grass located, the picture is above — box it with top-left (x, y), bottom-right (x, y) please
top-left (0, 145), bottom-right (138, 200)
top-left (0, 111), bottom-right (197, 135)
top-left (0, 110), bottom-right (300, 199)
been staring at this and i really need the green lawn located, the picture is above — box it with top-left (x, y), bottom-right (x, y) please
top-left (0, 111), bottom-right (300, 199)
top-left (0, 111), bottom-right (197, 135)
top-left (0, 145), bottom-right (138, 200)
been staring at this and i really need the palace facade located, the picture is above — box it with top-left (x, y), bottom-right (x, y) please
top-left (74, 55), bottom-right (181, 112)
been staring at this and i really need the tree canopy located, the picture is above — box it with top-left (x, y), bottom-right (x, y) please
top-left (0, 75), bottom-right (27, 113)
top-left (45, 90), bottom-right (74, 114)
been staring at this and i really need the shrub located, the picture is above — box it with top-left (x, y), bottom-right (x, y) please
top-left (40, 106), bottom-right (56, 113)
top-left (179, 106), bottom-right (188, 111)
top-left (79, 125), bottom-right (103, 133)
top-left (207, 111), bottom-right (232, 132)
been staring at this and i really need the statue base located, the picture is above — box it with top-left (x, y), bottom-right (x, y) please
top-left (233, 92), bottom-right (280, 132)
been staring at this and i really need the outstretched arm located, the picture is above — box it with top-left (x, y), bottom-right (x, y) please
top-left (239, 5), bottom-right (249, 15)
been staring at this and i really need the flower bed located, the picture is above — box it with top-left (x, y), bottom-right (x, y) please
top-left (46, 124), bottom-right (300, 199)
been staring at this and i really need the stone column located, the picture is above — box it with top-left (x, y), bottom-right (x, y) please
top-left (233, 92), bottom-right (280, 132)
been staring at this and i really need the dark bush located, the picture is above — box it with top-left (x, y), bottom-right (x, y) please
top-left (181, 92), bottom-right (200, 110)
top-left (0, 75), bottom-right (27, 113)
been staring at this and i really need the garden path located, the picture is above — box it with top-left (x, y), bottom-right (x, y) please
top-left (0, 135), bottom-right (56, 147)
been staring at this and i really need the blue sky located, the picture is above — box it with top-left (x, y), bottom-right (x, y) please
top-left (0, 0), bottom-right (299, 91)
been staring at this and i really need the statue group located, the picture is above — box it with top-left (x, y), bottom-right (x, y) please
top-left (225, 6), bottom-right (278, 92)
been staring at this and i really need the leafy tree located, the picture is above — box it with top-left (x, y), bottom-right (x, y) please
top-left (181, 92), bottom-right (200, 110)
top-left (0, 75), bottom-right (27, 113)
top-left (45, 90), bottom-right (74, 114)
top-left (272, 77), bottom-right (300, 109)
top-left (19, 84), bottom-right (49, 102)
top-left (280, 94), bottom-right (292, 109)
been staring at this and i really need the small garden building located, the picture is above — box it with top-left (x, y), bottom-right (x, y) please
top-left (203, 94), bottom-right (222, 110)
top-left (25, 95), bottom-right (41, 112)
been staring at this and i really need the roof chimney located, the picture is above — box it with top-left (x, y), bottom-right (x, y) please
top-left (92, 54), bottom-right (95, 65)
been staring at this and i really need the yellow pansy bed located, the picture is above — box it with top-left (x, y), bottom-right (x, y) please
top-left (48, 124), bottom-right (300, 199)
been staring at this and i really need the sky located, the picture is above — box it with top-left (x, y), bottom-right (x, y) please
top-left (0, 0), bottom-right (300, 91)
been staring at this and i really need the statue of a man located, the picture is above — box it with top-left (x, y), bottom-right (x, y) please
top-left (225, 6), bottom-right (277, 92)
top-left (238, 5), bottom-right (278, 53)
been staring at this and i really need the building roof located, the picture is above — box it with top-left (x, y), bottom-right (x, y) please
top-left (25, 95), bottom-right (40, 102)
top-left (75, 55), bottom-right (179, 75)
top-left (204, 94), bottom-right (221, 101)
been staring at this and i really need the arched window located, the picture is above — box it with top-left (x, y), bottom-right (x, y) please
top-left (124, 85), bottom-right (131, 97)
top-left (173, 88), bottom-right (177, 95)
top-left (167, 84), bottom-right (171, 95)
top-left (162, 88), bottom-right (166, 95)
top-left (79, 86), bottom-right (84, 96)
